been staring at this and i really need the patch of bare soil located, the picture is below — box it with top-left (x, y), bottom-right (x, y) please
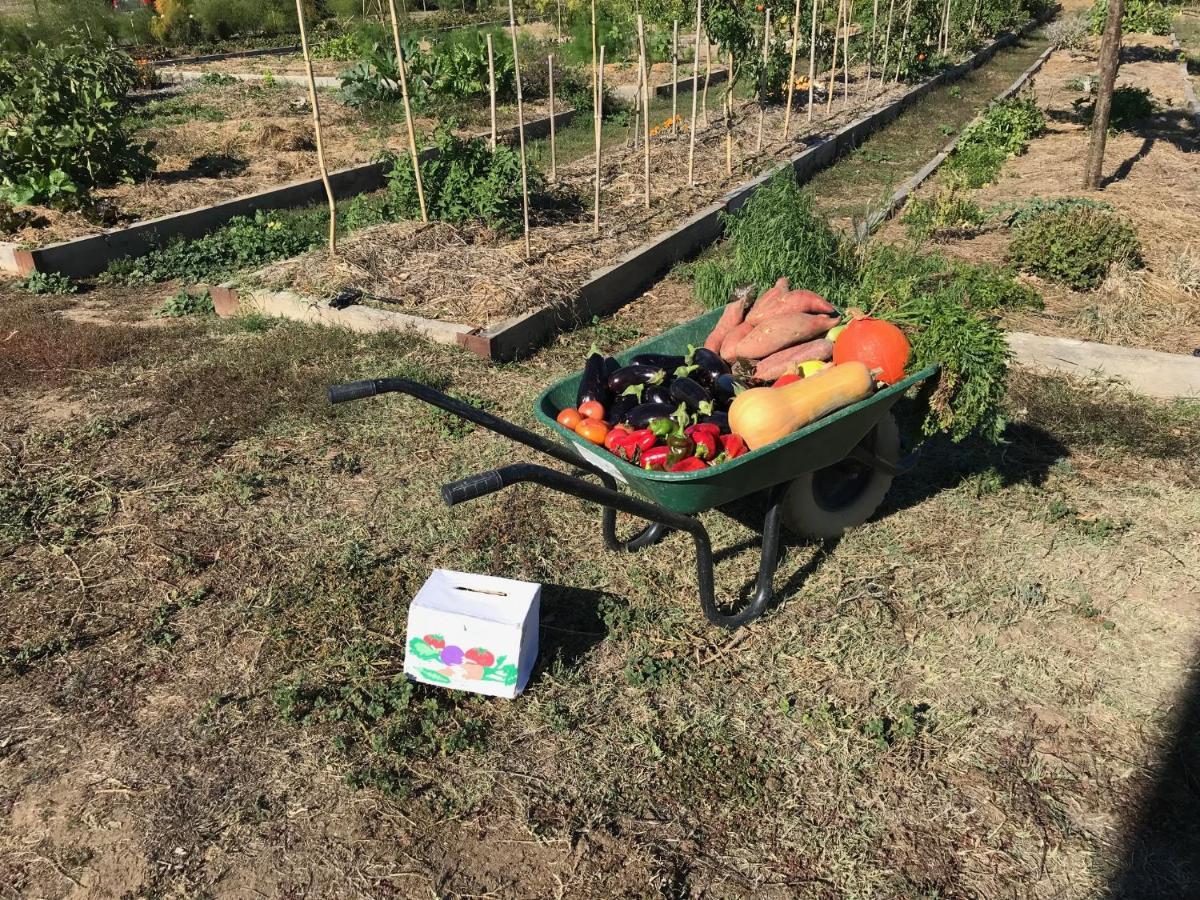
top-left (884, 33), bottom-right (1200, 354)
top-left (249, 70), bottom-right (909, 324)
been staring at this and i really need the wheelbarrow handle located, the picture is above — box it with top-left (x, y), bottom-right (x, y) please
top-left (327, 377), bottom-right (599, 476)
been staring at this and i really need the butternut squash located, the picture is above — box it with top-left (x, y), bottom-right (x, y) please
top-left (728, 361), bottom-right (874, 450)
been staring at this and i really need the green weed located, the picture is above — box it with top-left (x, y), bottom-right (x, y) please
top-left (18, 271), bottom-right (77, 295)
top-left (157, 288), bottom-right (215, 317)
top-left (943, 97), bottom-right (1044, 188)
top-left (1009, 204), bottom-right (1142, 290)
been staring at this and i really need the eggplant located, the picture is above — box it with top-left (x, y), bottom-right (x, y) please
top-left (631, 353), bottom-right (687, 370)
top-left (669, 376), bottom-right (712, 411)
top-left (605, 393), bottom-right (639, 426)
top-left (607, 364), bottom-right (667, 395)
top-left (624, 402), bottom-right (677, 430)
top-left (577, 352), bottom-right (610, 408)
top-left (691, 347), bottom-right (731, 385)
top-left (712, 373), bottom-right (746, 403)
top-left (698, 410), bottom-right (730, 432)
top-left (644, 383), bottom-right (673, 405)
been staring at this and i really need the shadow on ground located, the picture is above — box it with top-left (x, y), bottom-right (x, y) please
top-left (1108, 646), bottom-right (1200, 900)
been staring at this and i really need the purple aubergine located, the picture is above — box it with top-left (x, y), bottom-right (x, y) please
top-left (631, 353), bottom-right (687, 370)
top-left (607, 364), bottom-right (668, 394)
top-left (690, 347), bottom-right (731, 385)
top-left (577, 352), bottom-right (611, 409)
top-left (624, 402), bottom-right (677, 430)
top-left (605, 392), bottom-right (639, 426)
top-left (669, 376), bottom-right (712, 411)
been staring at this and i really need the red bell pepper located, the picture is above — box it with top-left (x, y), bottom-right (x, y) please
top-left (626, 429), bottom-right (658, 455)
top-left (641, 446), bottom-right (671, 470)
top-left (686, 422), bottom-right (722, 439)
top-left (669, 456), bottom-right (708, 472)
top-left (773, 373), bottom-right (802, 388)
top-left (720, 434), bottom-right (748, 460)
top-left (692, 430), bottom-right (719, 460)
top-left (604, 425), bottom-right (631, 453)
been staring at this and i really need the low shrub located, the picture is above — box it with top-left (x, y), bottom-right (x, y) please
top-left (996, 196), bottom-right (1113, 227)
top-left (383, 127), bottom-right (547, 236)
top-left (19, 271), bottom-right (77, 295)
top-left (1075, 85), bottom-right (1155, 131)
top-left (943, 97), bottom-right (1044, 188)
top-left (158, 289), bottom-right (215, 317)
top-left (901, 189), bottom-right (988, 240)
top-left (0, 42), bottom-right (155, 205)
top-left (1089, 0), bottom-right (1173, 35)
top-left (1008, 205), bottom-right (1142, 290)
top-left (1045, 12), bottom-right (1092, 49)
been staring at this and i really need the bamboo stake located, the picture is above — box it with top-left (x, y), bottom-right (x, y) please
top-left (826, 0), bottom-right (840, 113)
top-left (506, 0), bottom-right (531, 258)
top-left (880, 0), bottom-right (895, 85)
top-left (894, 0), bottom-right (912, 82)
top-left (295, 0), bottom-right (336, 254)
top-left (941, 0), bottom-right (952, 54)
top-left (594, 45), bottom-right (604, 234)
top-left (638, 14), bottom-right (650, 208)
top-left (591, 0), bottom-right (598, 111)
top-left (807, 0), bottom-right (818, 121)
top-left (843, 0), bottom-right (850, 103)
top-left (756, 7), bottom-right (770, 152)
top-left (867, 0), bottom-right (878, 90)
top-left (548, 53), bottom-right (557, 181)
top-left (672, 20), bottom-right (679, 136)
top-left (386, 0), bottom-right (426, 222)
top-left (725, 50), bottom-right (734, 175)
top-left (702, 37), bottom-right (712, 126)
top-left (688, 0), bottom-right (702, 184)
top-left (486, 33), bottom-right (497, 149)
top-left (783, 0), bottom-right (802, 138)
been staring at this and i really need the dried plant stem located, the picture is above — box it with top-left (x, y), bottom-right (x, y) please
top-left (294, 0), bottom-right (337, 253)
top-left (387, 0), bottom-right (426, 222)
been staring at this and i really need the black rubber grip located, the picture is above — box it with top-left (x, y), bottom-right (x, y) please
top-left (328, 380), bottom-right (379, 405)
top-left (442, 471), bottom-right (505, 506)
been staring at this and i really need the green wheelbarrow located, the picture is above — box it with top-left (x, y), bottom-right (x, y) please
top-left (328, 306), bottom-right (938, 629)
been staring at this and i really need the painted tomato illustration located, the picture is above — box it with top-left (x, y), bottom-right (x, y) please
top-left (464, 648), bottom-right (495, 668)
top-left (423, 635), bottom-right (446, 649)
top-left (439, 645), bottom-right (464, 665)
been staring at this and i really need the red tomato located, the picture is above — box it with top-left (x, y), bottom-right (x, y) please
top-left (773, 373), bottom-right (802, 388)
top-left (575, 418), bottom-right (609, 445)
top-left (604, 424), bottom-right (631, 452)
top-left (579, 400), bottom-right (605, 420)
top-left (556, 407), bottom-right (583, 429)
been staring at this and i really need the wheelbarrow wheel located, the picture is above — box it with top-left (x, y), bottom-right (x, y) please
top-left (781, 412), bottom-right (900, 539)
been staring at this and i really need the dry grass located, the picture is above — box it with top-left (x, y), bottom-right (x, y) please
top-left (2, 274), bottom-right (1200, 897)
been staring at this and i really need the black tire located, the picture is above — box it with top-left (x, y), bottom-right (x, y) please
top-left (781, 413), bottom-right (900, 539)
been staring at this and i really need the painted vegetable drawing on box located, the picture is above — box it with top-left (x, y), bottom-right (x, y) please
top-left (408, 634), bottom-right (519, 686)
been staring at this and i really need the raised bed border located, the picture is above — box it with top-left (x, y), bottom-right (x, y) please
top-left (212, 12), bottom-right (1054, 360)
top-left (1170, 32), bottom-right (1200, 120)
top-left (0, 109), bottom-right (575, 280)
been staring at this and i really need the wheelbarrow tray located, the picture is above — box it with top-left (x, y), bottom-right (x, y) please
top-left (536, 305), bottom-right (937, 515)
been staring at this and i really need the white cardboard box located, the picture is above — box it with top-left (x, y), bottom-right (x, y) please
top-left (404, 569), bottom-right (540, 699)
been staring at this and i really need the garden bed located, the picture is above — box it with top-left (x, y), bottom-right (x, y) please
top-left (876, 31), bottom-right (1200, 356)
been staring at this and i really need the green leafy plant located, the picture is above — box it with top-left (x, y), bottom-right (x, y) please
top-left (996, 195), bottom-right (1113, 227)
top-left (157, 289), bottom-right (216, 317)
top-left (384, 127), bottom-right (547, 235)
top-left (1009, 204), bottom-right (1143, 290)
top-left (0, 42), bottom-right (155, 205)
top-left (944, 97), bottom-right (1045, 188)
top-left (1089, 0), bottom-right (1173, 35)
top-left (198, 71), bottom-right (238, 86)
top-left (19, 271), bottom-right (77, 295)
top-left (1075, 85), bottom-right (1155, 130)
top-left (901, 189), bottom-right (988, 240)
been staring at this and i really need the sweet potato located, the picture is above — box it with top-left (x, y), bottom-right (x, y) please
top-left (703, 284), bottom-right (756, 352)
top-left (752, 277), bottom-right (789, 314)
top-left (731, 313), bottom-right (840, 360)
top-left (719, 319), bottom-right (757, 363)
top-left (753, 338), bottom-right (834, 381)
top-left (747, 288), bottom-right (836, 323)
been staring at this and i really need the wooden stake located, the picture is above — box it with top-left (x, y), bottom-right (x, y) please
top-left (486, 33), bottom-right (497, 150)
top-left (595, 44), bottom-right (604, 233)
top-left (1084, 0), bottom-right (1124, 188)
top-left (843, 0), bottom-right (850, 103)
top-left (756, 7), bottom-right (770, 152)
top-left (387, 0), bottom-right (426, 222)
top-left (638, 14), bottom-right (650, 208)
top-left (784, 0), bottom-right (802, 139)
top-left (702, 36), bottom-right (712, 127)
top-left (507, 0), bottom-right (531, 258)
top-left (807, 0), bottom-right (818, 121)
top-left (894, 0), bottom-right (912, 81)
top-left (591, 0), bottom-right (598, 111)
top-left (880, 0), bottom-right (895, 85)
top-left (867, 0), bottom-right (878, 90)
top-left (671, 20), bottom-right (679, 137)
top-left (725, 50), bottom-right (734, 175)
top-left (295, 0), bottom-right (336, 254)
top-left (548, 53), bottom-right (557, 181)
top-left (688, 0), bottom-right (702, 183)
top-left (826, 0), bottom-right (840, 114)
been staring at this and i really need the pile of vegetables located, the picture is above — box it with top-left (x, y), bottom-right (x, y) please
top-left (554, 281), bottom-right (913, 470)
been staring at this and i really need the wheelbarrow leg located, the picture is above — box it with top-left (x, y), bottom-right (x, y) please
top-left (597, 474), bottom-right (670, 552)
top-left (442, 464), bottom-right (788, 629)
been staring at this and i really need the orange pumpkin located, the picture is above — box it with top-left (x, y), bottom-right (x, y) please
top-left (831, 315), bottom-right (911, 385)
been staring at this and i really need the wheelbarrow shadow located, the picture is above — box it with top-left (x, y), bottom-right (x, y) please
top-left (708, 421), bottom-right (1069, 617)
